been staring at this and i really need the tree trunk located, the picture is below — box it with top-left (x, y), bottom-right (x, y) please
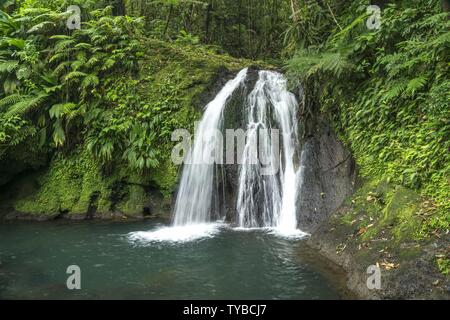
top-left (163, 5), bottom-right (174, 36)
top-left (111, 0), bottom-right (125, 16)
top-left (204, 2), bottom-right (213, 43)
top-left (442, 0), bottom-right (450, 12)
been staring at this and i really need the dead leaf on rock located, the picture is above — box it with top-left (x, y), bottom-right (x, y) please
top-left (336, 244), bottom-right (347, 254)
top-left (357, 227), bottom-right (367, 236)
top-left (380, 261), bottom-right (400, 270)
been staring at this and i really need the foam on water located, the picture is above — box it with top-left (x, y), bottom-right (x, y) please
top-left (127, 223), bottom-right (224, 244)
top-left (269, 228), bottom-right (310, 240)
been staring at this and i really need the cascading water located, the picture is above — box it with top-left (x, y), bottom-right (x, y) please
top-left (172, 68), bottom-right (248, 226)
top-left (173, 68), bottom-right (305, 235)
top-left (133, 68), bottom-right (306, 242)
top-left (236, 71), bottom-right (303, 236)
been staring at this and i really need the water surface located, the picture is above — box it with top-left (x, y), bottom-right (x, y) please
top-left (0, 220), bottom-right (346, 299)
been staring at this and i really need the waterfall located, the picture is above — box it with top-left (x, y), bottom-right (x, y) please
top-left (236, 71), bottom-right (302, 235)
top-left (172, 68), bottom-right (305, 237)
top-left (172, 68), bottom-right (248, 226)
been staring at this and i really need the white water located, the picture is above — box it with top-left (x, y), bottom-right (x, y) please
top-left (128, 223), bottom-right (224, 244)
top-left (236, 71), bottom-right (305, 237)
top-left (136, 68), bottom-right (307, 242)
top-left (172, 68), bottom-right (248, 226)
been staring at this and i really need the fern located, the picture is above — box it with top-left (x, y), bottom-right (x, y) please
top-left (63, 71), bottom-right (87, 82)
top-left (288, 48), bottom-right (353, 80)
top-left (0, 93), bottom-right (24, 109)
top-left (0, 59), bottom-right (19, 73)
top-left (49, 102), bottom-right (77, 119)
top-left (382, 79), bottom-right (408, 101)
top-left (4, 92), bottom-right (48, 116)
top-left (406, 76), bottom-right (428, 96)
top-left (27, 21), bottom-right (56, 33)
top-left (102, 58), bottom-right (116, 71)
top-left (81, 74), bottom-right (99, 89)
top-left (53, 39), bottom-right (76, 52)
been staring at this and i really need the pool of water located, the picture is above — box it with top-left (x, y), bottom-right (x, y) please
top-left (0, 220), bottom-right (348, 299)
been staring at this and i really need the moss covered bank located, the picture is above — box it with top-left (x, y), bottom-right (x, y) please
top-left (0, 40), bottom-right (259, 221)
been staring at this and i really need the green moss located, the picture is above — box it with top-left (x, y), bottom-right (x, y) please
top-left (149, 160), bottom-right (179, 198)
top-left (340, 179), bottom-right (440, 244)
top-left (382, 186), bottom-right (422, 242)
top-left (116, 184), bottom-right (146, 215)
top-left (436, 257), bottom-right (450, 276)
top-left (13, 150), bottom-right (107, 216)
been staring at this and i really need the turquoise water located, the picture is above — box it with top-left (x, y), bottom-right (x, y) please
top-left (0, 220), bottom-right (346, 299)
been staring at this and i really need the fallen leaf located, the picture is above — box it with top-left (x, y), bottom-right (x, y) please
top-left (357, 227), bottom-right (367, 236)
top-left (380, 261), bottom-right (400, 270)
top-left (336, 244), bottom-right (347, 254)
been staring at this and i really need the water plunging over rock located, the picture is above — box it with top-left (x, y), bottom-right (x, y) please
top-left (172, 68), bottom-right (307, 236)
top-left (172, 68), bottom-right (248, 226)
top-left (236, 71), bottom-right (301, 235)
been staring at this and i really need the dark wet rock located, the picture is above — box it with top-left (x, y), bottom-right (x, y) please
top-left (296, 115), bottom-right (357, 232)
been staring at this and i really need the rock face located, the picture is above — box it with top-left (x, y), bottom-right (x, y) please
top-left (221, 67), bottom-right (261, 222)
top-left (296, 114), bottom-right (357, 232)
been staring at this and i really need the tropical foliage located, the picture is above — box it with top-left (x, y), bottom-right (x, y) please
top-left (287, 0), bottom-right (450, 214)
top-left (0, 3), bottom-right (164, 171)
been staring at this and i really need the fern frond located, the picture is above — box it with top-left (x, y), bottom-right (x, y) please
top-left (0, 59), bottom-right (19, 73)
top-left (383, 79), bottom-right (408, 101)
top-left (53, 39), bottom-right (76, 52)
top-left (0, 93), bottom-right (24, 109)
top-left (102, 58), bottom-right (116, 70)
top-left (53, 61), bottom-right (71, 76)
top-left (4, 92), bottom-right (48, 116)
top-left (49, 52), bottom-right (68, 64)
top-left (63, 71), bottom-right (87, 82)
top-left (27, 21), bottom-right (56, 33)
top-left (406, 76), bottom-right (428, 96)
top-left (49, 102), bottom-right (77, 119)
top-left (81, 74), bottom-right (99, 89)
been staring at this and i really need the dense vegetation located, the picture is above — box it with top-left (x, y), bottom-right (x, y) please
top-left (0, 0), bottom-right (251, 215)
top-left (0, 1), bottom-right (448, 272)
top-left (283, 0), bottom-right (449, 277)
top-left (286, 0), bottom-right (449, 241)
